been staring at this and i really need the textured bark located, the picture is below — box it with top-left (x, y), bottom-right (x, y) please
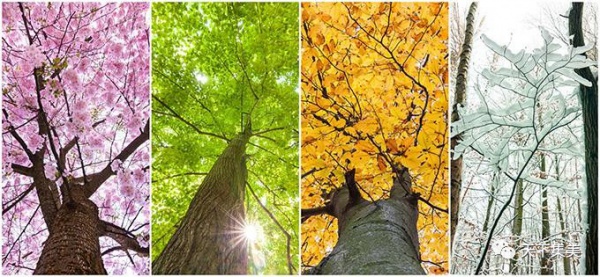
top-left (509, 178), bottom-right (524, 274)
top-left (569, 3), bottom-right (598, 275)
top-left (153, 132), bottom-right (250, 274)
top-left (450, 1), bottom-right (478, 247)
top-left (310, 168), bottom-right (424, 275)
top-left (314, 199), bottom-right (423, 275)
top-left (34, 185), bottom-right (106, 274)
top-left (539, 154), bottom-right (553, 275)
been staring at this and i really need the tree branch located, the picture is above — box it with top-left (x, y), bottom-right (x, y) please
top-left (247, 182), bottom-right (294, 274)
top-left (82, 120), bottom-right (149, 198)
top-left (2, 183), bottom-right (35, 214)
top-left (99, 220), bottom-right (149, 256)
top-left (152, 95), bottom-right (229, 141)
top-left (11, 164), bottom-right (34, 177)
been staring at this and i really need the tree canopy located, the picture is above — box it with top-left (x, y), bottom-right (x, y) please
top-left (301, 2), bottom-right (449, 274)
top-left (151, 2), bottom-right (299, 274)
top-left (2, 2), bottom-right (150, 274)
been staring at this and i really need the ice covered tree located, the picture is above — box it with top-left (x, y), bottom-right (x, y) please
top-left (2, 3), bottom-right (150, 274)
top-left (452, 28), bottom-right (594, 274)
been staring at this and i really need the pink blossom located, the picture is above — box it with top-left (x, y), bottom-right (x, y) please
top-left (62, 68), bottom-right (79, 87)
top-left (132, 168), bottom-right (146, 184)
top-left (111, 159), bottom-right (123, 172)
top-left (23, 44), bottom-right (45, 68)
top-left (119, 182), bottom-right (135, 198)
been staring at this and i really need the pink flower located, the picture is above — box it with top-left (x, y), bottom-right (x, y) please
top-left (110, 160), bottom-right (122, 172)
top-left (24, 45), bottom-right (45, 68)
top-left (62, 69), bottom-right (79, 87)
top-left (120, 183), bottom-right (135, 199)
top-left (132, 168), bottom-right (146, 184)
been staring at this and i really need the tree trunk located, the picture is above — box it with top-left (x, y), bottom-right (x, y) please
top-left (450, 1), bottom-right (478, 247)
top-left (312, 199), bottom-right (424, 274)
top-left (557, 196), bottom-right (571, 275)
top-left (153, 132), bottom-right (250, 274)
top-left (510, 178), bottom-right (524, 274)
top-left (555, 156), bottom-right (571, 275)
top-left (569, 3), bottom-right (598, 275)
top-left (539, 154), bottom-right (553, 275)
top-left (34, 185), bottom-right (106, 274)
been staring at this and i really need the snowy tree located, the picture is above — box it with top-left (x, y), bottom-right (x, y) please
top-left (452, 27), bottom-right (594, 274)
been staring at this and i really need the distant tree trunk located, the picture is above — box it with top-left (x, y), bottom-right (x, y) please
top-left (34, 185), bottom-right (106, 274)
top-left (153, 132), bottom-right (250, 274)
top-left (557, 196), bottom-right (571, 275)
top-left (569, 3), bottom-right (598, 275)
top-left (539, 154), bottom-right (553, 275)
top-left (479, 171), bottom-right (497, 273)
top-left (510, 178), bottom-right (524, 274)
top-left (451, 2), bottom-right (478, 248)
top-left (555, 156), bottom-right (571, 275)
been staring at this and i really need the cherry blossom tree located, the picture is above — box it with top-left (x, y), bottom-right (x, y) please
top-left (2, 3), bottom-right (150, 274)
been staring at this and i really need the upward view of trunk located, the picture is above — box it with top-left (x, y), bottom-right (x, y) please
top-left (309, 169), bottom-right (424, 275)
top-left (509, 178), bottom-right (524, 274)
top-left (569, 3), bottom-right (598, 275)
top-left (313, 199), bottom-right (424, 275)
top-left (153, 132), bottom-right (250, 274)
top-left (34, 185), bottom-right (106, 274)
top-left (539, 154), bottom-right (553, 275)
top-left (450, 1), bottom-right (478, 247)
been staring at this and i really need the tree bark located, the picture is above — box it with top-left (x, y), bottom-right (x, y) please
top-left (312, 199), bottom-right (424, 275)
top-left (451, 1), bottom-right (478, 247)
top-left (539, 154), bottom-right (553, 275)
top-left (34, 185), bottom-right (106, 274)
top-left (569, 3), bottom-right (598, 275)
top-left (153, 132), bottom-right (250, 274)
top-left (309, 169), bottom-right (424, 275)
top-left (509, 178), bottom-right (524, 274)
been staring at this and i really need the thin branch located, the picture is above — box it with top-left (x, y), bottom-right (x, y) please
top-left (246, 182), bottom-right (294, 275)
top-left (152, 95), bottom-right (229, 141)
top-left (2, 183), bottom-right (35, 214)
top-left (155, 172), bottom-right (208, 183)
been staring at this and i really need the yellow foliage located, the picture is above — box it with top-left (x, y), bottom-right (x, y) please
top-left (301, 2), bottom-right (449, 274)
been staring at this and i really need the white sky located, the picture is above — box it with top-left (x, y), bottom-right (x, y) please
top-left (463, 1), bottom-right (574, 90)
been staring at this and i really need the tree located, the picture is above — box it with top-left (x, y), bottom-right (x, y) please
top-left (452, 29), bottom-right (594, 274)
top-left (2, 3), bottom-right (150, 274)
top-left (568, 3), bottom-right (598, 274)
top-left (450, 1), bottom-right (478, 247)
top-left (151, 3), bottom-right (299, 274)
top-left (301, 2), bottom-right (449, 274)
top-left (303, 169), bottom-right (424, 274)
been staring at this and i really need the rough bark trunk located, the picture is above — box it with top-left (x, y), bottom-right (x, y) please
top-left (153, 132), bottom-right (250, 274)
top-left (313, 199), bottom-right (424, 275)
top-left (309, 168), bottom-right (424, 275)
top-left (34, 185), bottom-right (106, 274)
top-left (568, 3), bottom-right (598, 275)
top-left (509, 178), bottom-right (524, 274)
top-left (539, 154), bottom-right (553, 275)
top-left (450, 1), bottom-right (478, 247)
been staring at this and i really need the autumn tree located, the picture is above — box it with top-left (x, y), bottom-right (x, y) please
top-left (301, 2), bottom-right (449, 274)
top-left (2, 3), bottom-right (150, 274)
top-left (151, 2), bottom-right (299, 274)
